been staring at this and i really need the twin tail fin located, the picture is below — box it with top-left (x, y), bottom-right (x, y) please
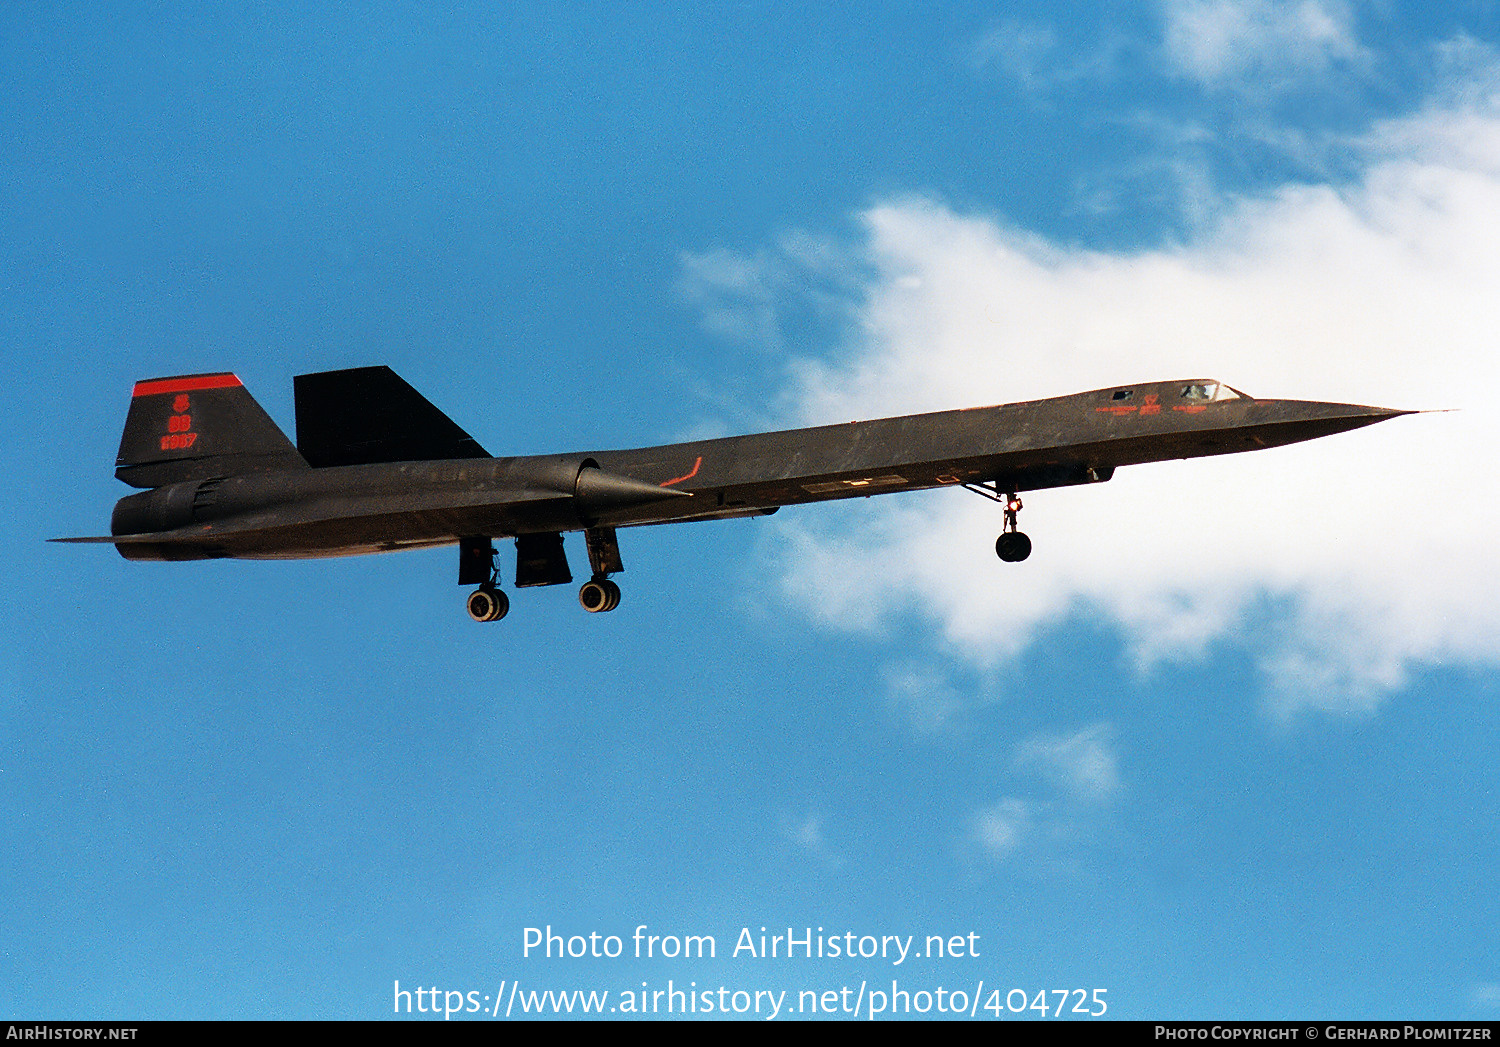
top-left (115, 366), bottom-right (490, 488)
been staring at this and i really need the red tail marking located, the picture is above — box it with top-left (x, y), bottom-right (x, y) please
top-left (133, 374), bottom-right (242, 398)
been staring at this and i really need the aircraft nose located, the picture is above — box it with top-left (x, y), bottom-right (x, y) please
top-left (1316, 401), bottom-right (1414, 421)
top-left (1250, 398), bottom-right (1415, 447)
top-left (1259, 396), bottom-right (1412, 419)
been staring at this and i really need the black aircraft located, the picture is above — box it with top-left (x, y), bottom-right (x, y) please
top-left (55, 367), bottom-right (1410, 621)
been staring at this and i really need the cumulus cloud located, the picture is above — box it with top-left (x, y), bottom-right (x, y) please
top-left (1014, 725), bottom-right (1121, 802)
top-left (973, 798), bottom-right (1032, 858)
top-left (972, 725), bottom-right (1121, 860)
top-left (966, 20), bottom-right (1121, 96)
top-left (693, 56), bottom-right (1500, 716)
top-left (1161, 0), bottom-right (1368, 87)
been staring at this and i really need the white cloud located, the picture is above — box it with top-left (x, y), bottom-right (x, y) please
top-left (1161, 0), bottom-right (1368, 87)
top-left (708, 62), bottom-right (1500, 716)
top-left (966, 21), bottom-right (1115, 96)
top-left (676, 247), bottom-right (789, 350)
top-left (881, 660), bottom-right (979, 734)
top-left (1472, 983), bottom-right (1500, 1010)
top-left (676, 232), bottom-right (864, 356)
top-left (971, 725), bottom-right (1121, 861)
top-left (784, 811), bottom-right (843, 868)
top-left (973, 798), bottom-right (1032, 858)
top-left (1014, 725), bottom-right (1121, 802)
top-left (968, 21), bottom-right (1057, 84)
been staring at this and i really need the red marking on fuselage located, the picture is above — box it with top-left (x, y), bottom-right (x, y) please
top-left (1173, 404), bottom-right (1208, 413)
top-left (660, 456), bottom-right (703, 487)
top-left (133, 374), bottom-right (241, 398)
top-left (1098, 393), bottom-right (1164, 417)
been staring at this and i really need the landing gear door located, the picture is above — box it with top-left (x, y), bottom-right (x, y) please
top-left (514, 532), bottom-right (572, 588)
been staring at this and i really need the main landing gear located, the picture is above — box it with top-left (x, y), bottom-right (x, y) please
top-left (459, 529), bottom-right (627, 620)
top-left (960, 483), bottom-right (1032, 562)
top-left (577, 526), bottom-right (624, 613)
top-left (462, 539), bottom-right (510, 622)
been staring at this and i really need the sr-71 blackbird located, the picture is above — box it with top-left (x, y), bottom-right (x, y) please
top-left (56, 366), bottom-right (1410, 621)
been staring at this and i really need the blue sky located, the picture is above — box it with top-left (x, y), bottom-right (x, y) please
top-left (4, 1), bottom-right (1498, 1020)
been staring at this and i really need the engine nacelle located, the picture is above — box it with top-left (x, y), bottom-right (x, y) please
top-left (110, 479), bottom-right (226, 561)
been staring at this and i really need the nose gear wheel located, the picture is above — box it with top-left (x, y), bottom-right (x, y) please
top-left (962, 483), bottom-right (1033, 562)
top-left (996, 492), bottom-right (1030, 561)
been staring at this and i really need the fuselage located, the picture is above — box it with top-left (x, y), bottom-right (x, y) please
top-left (103, 378), bottom-right (1404, 562)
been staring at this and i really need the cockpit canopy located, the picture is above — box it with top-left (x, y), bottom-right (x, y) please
top-left (1106, 380), bottom-right (1246, 403)
top-left (1179, 380), bottom-right (1244, 401)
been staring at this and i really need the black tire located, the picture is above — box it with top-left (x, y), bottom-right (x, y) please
top-left (579, 580), bottom-right (609, 613)
top-left (580, 579), bottom-right (622, 613)
top-left (996, 531), bottom-right (1032, 562)
top-left (467, 587), bottom-right (509, 622)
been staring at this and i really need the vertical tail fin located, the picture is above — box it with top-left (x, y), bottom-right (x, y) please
top-left (292, 365), bottom-right (490, 467)
top-left (115, 373), bottom-right (308, 488)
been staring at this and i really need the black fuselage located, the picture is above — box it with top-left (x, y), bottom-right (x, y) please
top-left (102, 379), bottom-right (1404, 562)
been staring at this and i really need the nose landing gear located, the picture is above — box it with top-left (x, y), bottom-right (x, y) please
top-left (995, 492), bottom-right (1031, 562)
top-left (960, 483), bottom-right (1033, 562)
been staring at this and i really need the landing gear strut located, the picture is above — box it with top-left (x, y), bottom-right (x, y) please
top-left (962, 483), bottom-right (1033, 562)
top-left (461, 538), bottom-right (509, 622)
top-left (995, 491), bottom-right (1032, 562)
top-left (578, 526), bottom-right (624, 613)
top-left (458, 529), bottom-right (627, 619)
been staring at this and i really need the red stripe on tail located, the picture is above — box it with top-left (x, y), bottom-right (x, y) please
top-left (133, 374), bottom-right (242, 398)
